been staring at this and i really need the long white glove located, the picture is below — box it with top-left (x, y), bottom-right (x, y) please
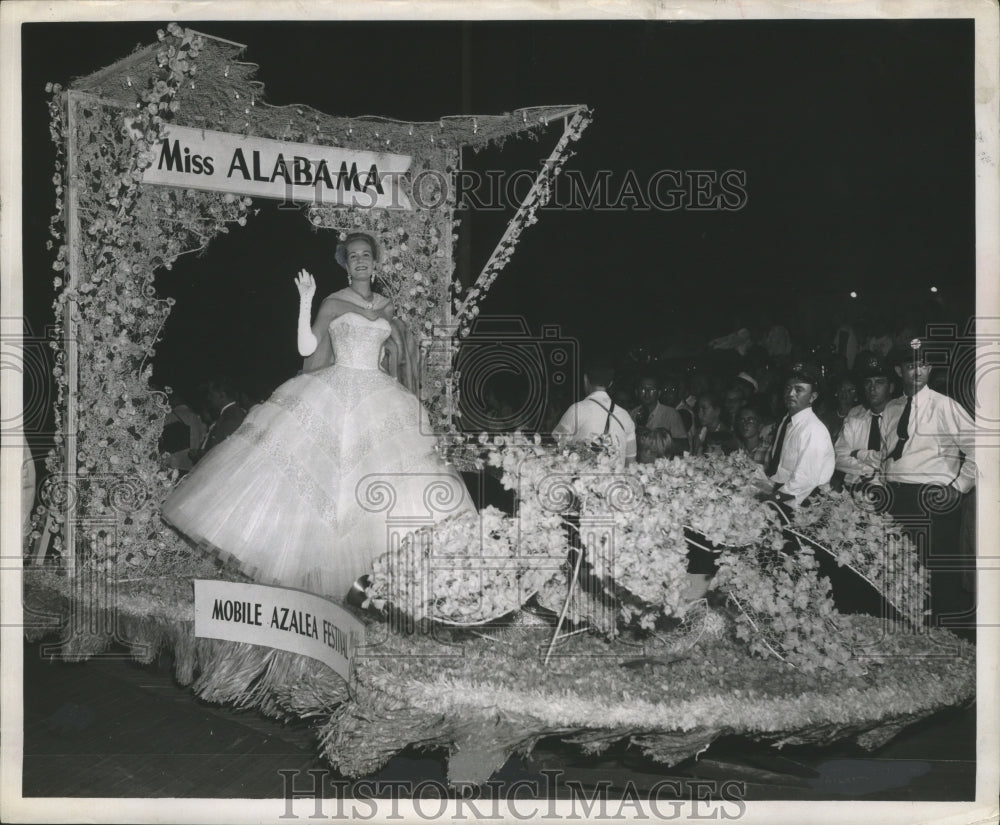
top-left (295, 269), bottom-right (318, 357)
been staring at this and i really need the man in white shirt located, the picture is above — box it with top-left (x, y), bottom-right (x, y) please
top-left (884, 343), bottom-right (976, 494)
top-left (553, 356), bottom-right (636, 470)
top-left (834, 352), bottom-right (900, 490)
top-left (883, 340), bottom-right (977, 636)
top-left (630, 374), bottom-right (689, 454)
top-left (758, 361), bottom-right (835, 507)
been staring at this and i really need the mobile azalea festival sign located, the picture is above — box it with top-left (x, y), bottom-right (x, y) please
top-left (141, 123), bottom-right (413, 208)
top-left (193, 580), bottom-right (366, 681)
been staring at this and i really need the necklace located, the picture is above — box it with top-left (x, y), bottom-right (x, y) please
top-left (347, 287), bottom-right (376, 311)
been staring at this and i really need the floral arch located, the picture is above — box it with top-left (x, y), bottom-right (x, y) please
top-left (30, 23), bottom-right (591, 580)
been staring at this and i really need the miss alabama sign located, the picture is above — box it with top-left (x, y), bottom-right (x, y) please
top-left (141, 123), bottom-right (412, 209)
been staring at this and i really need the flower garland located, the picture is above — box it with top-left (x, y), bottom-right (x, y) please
top-left (35, 22), bottom-right (584, 580)
top-left (582, 452), bottom-right (784, 630)
top-left (714, 541), bottom-right (859, 675)
top-left (365, 506), bottom-right (561, 625)
top-left (452, 109), bottom-right (593, 340)
top-left (366, 436), bottom-right (931, 674)
top-left (36, 24), bottom-right (250, 574)
top-left (787, 489), bottom-right (929, 625)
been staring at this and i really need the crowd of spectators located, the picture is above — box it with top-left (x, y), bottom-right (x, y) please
top-left (25, 287), bottom-right (975, 636)
top-left (466, 300), bottom-right (978, 636)
top-left (469, 301), bottom-right (973, 466)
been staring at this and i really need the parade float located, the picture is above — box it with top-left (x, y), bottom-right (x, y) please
top-left (23, 25), bottom-right (974, 787)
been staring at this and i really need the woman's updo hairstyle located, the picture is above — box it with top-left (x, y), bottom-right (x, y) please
top-left (335, 232), bottom-right (380, 271)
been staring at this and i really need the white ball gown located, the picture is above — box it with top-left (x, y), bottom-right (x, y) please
top-left (162, 311), bottom-right (474, 600)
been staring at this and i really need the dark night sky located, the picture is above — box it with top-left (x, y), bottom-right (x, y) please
top-left (21, 18), bottom-right (976, 401)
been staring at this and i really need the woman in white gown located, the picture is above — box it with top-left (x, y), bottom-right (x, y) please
top-left (162, 233), bottom-right (474, 600)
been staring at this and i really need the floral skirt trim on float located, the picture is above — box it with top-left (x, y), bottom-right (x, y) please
top-left (24, 438), bottom-right (973, 787)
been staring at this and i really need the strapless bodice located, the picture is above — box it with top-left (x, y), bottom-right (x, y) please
top-left (329, 312), bottom-right (391, 370)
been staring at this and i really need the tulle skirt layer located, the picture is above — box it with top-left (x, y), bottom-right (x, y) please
top-left (161, 365), bottom-right (473, 600)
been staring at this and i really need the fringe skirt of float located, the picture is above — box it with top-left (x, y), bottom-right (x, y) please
top-left (23, 569), bottom-right (976, 786)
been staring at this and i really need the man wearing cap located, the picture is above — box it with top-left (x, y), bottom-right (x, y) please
top-left (735, 371), bottom-right (759, 397)
top-left (833, 352), bottom-right (900, 491)
top-left (883, 339), bottom-right (977, 635)
top-left (758, 361), bottom-right (835, 507)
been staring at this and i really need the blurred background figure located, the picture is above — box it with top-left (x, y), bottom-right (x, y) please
top-left (690, 391), bottom-right (737, 456)
top-left (734, 370), bottom-right (758, 399)
top-left (479, 382), bottom-right (515, 433)
top-left (708, 325), bottom-right (754, 357)
top-left (677, 370), bottom-right (708, 423)
top-left (863, 316), bottom-right (894, 359)
top-left (630, 373), bottom-right (689, 452)
top-left (734, 403), bottom-right (772, 466)
top-left (660, 373), bottom-right (693, 432)
top-left (818, 374), bottom-right (860, 443)
top-left (637, 427), bottom-right (673, 464)
top-left (189, 377), bottom-right (246, 464)
top-left (761, 316), bottom-right (793, 361)
top-left (159, 392), bottom-right (207, 476)
top-left (721, 381), bottom-right (750, 430)
top-left (832, 309), bottom-right (860, 371)
top-left (541, 383), bottom-right (571, 437)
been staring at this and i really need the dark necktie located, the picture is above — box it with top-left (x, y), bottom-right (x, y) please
top-left (765, 415), bottom-right (789, 477)
top-left (867, 412), bottom-right (882, 451)
top-left (889, 396), bottom-right (912, 461)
